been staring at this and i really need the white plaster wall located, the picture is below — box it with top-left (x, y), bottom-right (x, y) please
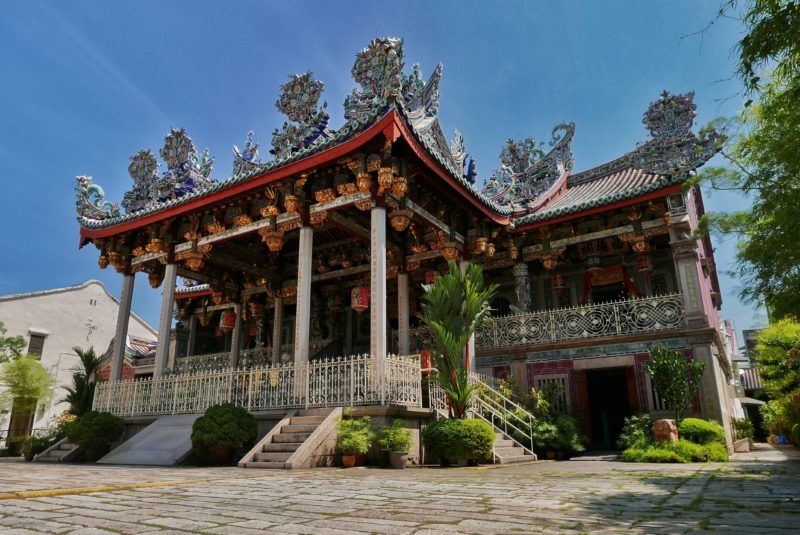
top-left (0, 280), bottom-right (156, 433)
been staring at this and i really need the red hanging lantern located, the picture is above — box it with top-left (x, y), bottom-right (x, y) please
top-left (637, 254), bottom-right (653, 273)
top-left (420, 349), bottom-right (433, 376)
top-left (220, 310), bottom-right (236, 332)
top-left (424, 269), bottom-right (437, 285)
top-left (351, 287), bottom-right (370, 314)
top-left (552, 273), bottom-right (566, 290)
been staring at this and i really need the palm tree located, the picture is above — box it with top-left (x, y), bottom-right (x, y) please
top-left (62, 346), bottom-right (103, 416)
top-left (419, 261), bottom-right (497, 418)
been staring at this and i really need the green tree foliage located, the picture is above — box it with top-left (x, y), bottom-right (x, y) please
top-left (692, 1), bottom-right (800, 317)
top-left (336, 415), bottom-right (375, 456)
top-left (62, 346), bottom-right (103, 417)
top-left (0, 321), bottom-right (25, 364)
top-left (419, 261), bottom-right (497, 418)
top-left (0, 355), bottom-right (54, 412)
top-left (644, 347), bottom-right (705, 420)
top-left (754, 320), bottom-right (800, 434)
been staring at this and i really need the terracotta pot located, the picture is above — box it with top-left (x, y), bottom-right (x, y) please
top-left (342, 454), bottom-right (357, 468)
top-left (389, 451), bottom-right (409, 469)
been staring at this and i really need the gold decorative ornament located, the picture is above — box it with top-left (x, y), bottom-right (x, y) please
top-left (441, 242), bottom-right (459, 261)
top-left (378, 167), bottom-right (394, 195)
top-left (541, 256), bottom-right (558, 270)
top-left (406, 260), bottom-right (420, 272)
top-left (632, 239), bottom-right (649, 253)
top-left (148, 270), bottom-right (164, 288)
top-left (183, 250), bottom-right (205, 271)
top-left (260, 204), bottom-right (280, 218)
top-left (206, 220), bottom-right (225, 234)
top-left (356, 172), bottom-right (372, 192)
top-left (145, 238), bottom-right (165, 254)
top-left (355, 198), bottom-right (373, 211)
top-left (662, 211), bottom-right (672, 226)
top-left (259, 228), bottom-right (285, 253)
top-left (337, 182), bottom-right (357, 195)
top-left (409, 242), bottom-right (428, 254)
top-left (486, 242), bottom-right (496, 257)
top-left (310, 211), bottom-right (328, 227)
top-left (389, 209), bottom-right (413, 232)
top-left (97, 255), bottom-right (109, 269)
top-left (473, 236), bottom-right (488, 255)
top-left (212, 291), bottom-right (224, 305)
top-left (314, 188), bottom-right (336, 204)
top-left (284, 194), bottom-right (301, 214)
top-left (391, 176), bottom-right (408, 198)
top-left (282, 286), bottom-right (298, 298)
top-left (132, 246), bottom-right (147, 257)
top-left (233, 213), bottom-right (252, 227)
top-left (277, 218), bottom-right (301, 232)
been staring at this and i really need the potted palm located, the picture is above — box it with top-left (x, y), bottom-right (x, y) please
top-left (337, 414), bottom-right (374, 468)
top-left (377, 420), bottom-right (413, 469)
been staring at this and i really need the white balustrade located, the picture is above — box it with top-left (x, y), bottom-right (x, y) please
top-left (405, 294), bottom-right (685, 352)
top-left (93, 354), bottom-right (422, 417)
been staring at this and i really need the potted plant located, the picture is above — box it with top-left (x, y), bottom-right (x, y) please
top-left (377, 420), bottom-right (413, 469)
top-left (65, 411), bottom-right (124, 461)
top-left (336, 414), bottom-right (374, 468)
top-left (531, 420), bottom-right (559, 460)
top-left (191, 403), bottom-right (257, 465)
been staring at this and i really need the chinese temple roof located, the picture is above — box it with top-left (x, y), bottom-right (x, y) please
top-left (74, 38), bottom-right (720, 235)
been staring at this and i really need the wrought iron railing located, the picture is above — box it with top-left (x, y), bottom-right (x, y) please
top-left (406, 294), bottom-right (685, 352)
top-left (94, 354), bottom-right (422, 417)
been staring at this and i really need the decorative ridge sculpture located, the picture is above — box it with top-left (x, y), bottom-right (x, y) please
top-left (75, 176), bottom-right (120, 220)
top-left (270, 71), bottom-right (331, 160)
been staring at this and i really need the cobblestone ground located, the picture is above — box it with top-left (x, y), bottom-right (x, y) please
top-left (0, 445), bottom-right (798, 534)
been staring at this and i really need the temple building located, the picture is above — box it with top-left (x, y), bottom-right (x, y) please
top-left (74, 37), bottom-right (735, 455)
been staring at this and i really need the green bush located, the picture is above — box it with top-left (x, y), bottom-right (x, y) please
top-left (622, 438), bottom-right (728, 463)
top-left (21, 434), bottom-right (57, 462)
top-left (622, 446), bottom-right (683, 463)
top-left (191, 403), bottom-right (257, 453)
top-left (65, 411), bottom-right (124, 458)
top-left (617, 414), bottom-right (655, 449)
top-left (377, 420), bottom-right (412, 452)
top-left (530, 420), bottom-right (559, 452)
top-left (554, 414), bottom-right (585, 453)
top-left (732, 418), bottom-right (755, 441)
top-left (336, 415), bottom-right (374, 455)
top-left (678, 418), bottom-right (725, 445)
top-left (422, 418), bottom-right (494, 463)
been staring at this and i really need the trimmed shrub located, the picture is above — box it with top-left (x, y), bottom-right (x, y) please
top-left (554, 414), bottom-right (585, 453)
top-left (678, 418), bottom-right (725, 445)
top-left (337, 415), bottom-right (375, 455)
top-left (530, 420), bottom-right (559, 452)
top-left (21, 434), bottom-right (57, 462)
top-left (622, 446), bottom-right (683, 463)
top-left (191, 403), bottom-right (257, 454)
top-left (65, 411), bottom-right (124, 460)
top-left (377, 420), bottom-right (412, 452)
top-left (622, 438), bottom-right (728, 463)
top-left (617, 414), bottom-right (655, 449)
top-left (422, 418), bottom-right (494, 464)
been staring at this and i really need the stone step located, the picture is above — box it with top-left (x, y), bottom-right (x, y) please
top-left (495, 432), bottom-right (506, 440)
top-left (281, 424), bottom-right (318, 434)
top-left (254, 451), bottom-right (292, 462)
top-left (495, 447), bottom-right (525, 457)
top-left (273, 432), bottom-right (312, 443)
top-left (497, 454), bottom-right (532, 464)
top-left (289, 416), bottom-right (326, 425)
top-left (58, 443), bottom-right (75, 451)
top-left (298, 408), bottom-right (333, 417)
top-left (262, 442), bottom-right (302, 453)
top-left (243, 461), bottom-right (286, 469)
top-left (495, 439), bottom-right (514, 448)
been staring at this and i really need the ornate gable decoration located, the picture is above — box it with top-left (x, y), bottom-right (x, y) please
top-left (482, 123), bottom-right (575, 207)
top-left (572, 91), bottom-right (722, 183)
top-left (344, 37), bottom-right (405, 123)
top-left (76, 128), bottom-right (215, 220)
top-left (270, 71), bottom-right (331, 160)
top-left (232, 131), bottom-right (261, 176)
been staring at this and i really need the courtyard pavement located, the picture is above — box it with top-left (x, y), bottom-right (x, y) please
top-left (0, 444), bottom-right (798, 534)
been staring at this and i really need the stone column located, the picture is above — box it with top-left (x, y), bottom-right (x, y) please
top-left (294, 226), bottom-right (313, 365)
top-left (460, 260), bottom-right (477, 373)
top-left (371, 206), bottom-right (387, 402)
top-left (512, 262), bottom-right (531, 313)
top-left (186, 314), bottom-right (197, 357)
top-left (670, 240), bottom-right (707, 328)
top-left (154, 263), bottom-right (177, 378)
top-left (230, 302), bottom-right (242, 368)
top-left (397, 272), bottom-right (410, 355)
top-left (271, 296), bottom-right (283, 364)
top-left (110, 273), bottom-right (135, 382)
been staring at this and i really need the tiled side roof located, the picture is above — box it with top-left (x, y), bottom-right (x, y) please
top-left (515, 167), bottom-right (682, 225)
top-left (175, 283), bottom-right (210, 295)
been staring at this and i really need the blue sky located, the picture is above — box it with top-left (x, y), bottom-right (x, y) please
top-left (0, 1), bottom-right (760, 343)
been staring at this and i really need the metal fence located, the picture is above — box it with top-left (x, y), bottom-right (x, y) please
top-left (93, 354), bottom-right (422, 417)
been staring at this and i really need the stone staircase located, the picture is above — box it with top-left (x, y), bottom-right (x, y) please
top-left (239, 408), bottom-right (340, 469)
top-left (493, 431), bottom-right (534, 464)
top-left (35, 438), bottom-right (81, 462)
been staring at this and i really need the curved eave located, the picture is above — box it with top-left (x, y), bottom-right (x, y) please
top-left (78, 112), bottom-right (400, 247)
top-left (514, 177), bottom-right (684, 232)
top-left (391, 112), bottom-right (511, 225)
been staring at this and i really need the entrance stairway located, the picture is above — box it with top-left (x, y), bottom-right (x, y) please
top-left (34, 438), bottom-right (81, 462)
top-left (493, 431), bottom-right (534, 464)
top-left (239, 407), bottom-right (341, 469)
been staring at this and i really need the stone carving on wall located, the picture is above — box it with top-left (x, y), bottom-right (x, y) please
top-left (271, 71), bottom-right (331, 160)
top-left (75, 175), bottom-right (120, 219)
top-left (482, 123), bottom-right (575, 207)
top-left (510, 262), bottom-right (531, 314)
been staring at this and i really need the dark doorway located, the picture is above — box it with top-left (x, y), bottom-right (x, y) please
top-left (586, 368), bottom-right (633, 449)
top-left (591, 283), bottom-right (629, 304)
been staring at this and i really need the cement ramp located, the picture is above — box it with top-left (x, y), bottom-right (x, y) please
top-left (98, 414), bottom-right (201, 465)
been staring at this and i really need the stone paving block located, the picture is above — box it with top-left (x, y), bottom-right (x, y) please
top-left (141, 516), bottom-right (219, 530)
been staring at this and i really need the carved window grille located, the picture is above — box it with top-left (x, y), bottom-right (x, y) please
top-left (533, 374), bottom-right (570, 413)
top-left (27, 334), bottom-right (46, 358)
